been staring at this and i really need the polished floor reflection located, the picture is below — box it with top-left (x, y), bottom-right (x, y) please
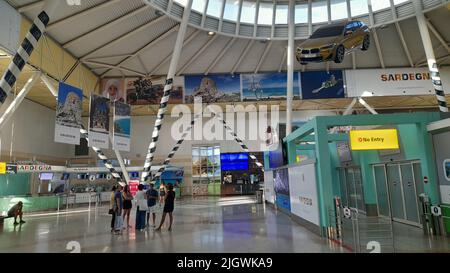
top-left (0, 196), bottom-right (344, 253)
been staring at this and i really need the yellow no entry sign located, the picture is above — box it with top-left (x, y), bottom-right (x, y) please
top-left (349, 129), bottom-right (399, 151)
top-left (0, 162), bottom-right (6, 174)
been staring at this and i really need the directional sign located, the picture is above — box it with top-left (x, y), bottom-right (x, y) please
top-left (0, 162), bottom-right (6, 174)
top-left (89, 174), bottom-right (96, 182)
top-left (431, 206), bottom-right (442, 216)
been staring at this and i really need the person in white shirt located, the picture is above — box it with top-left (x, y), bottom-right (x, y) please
top-left (134, 184), bottom-right (148, 231)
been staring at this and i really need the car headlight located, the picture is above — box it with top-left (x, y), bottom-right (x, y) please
top-left (320, 44), bottom-right (335, 50)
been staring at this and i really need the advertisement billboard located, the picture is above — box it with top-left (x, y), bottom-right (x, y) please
top-left (88, 94), bottom-right (110, 149)
top-left (54, 83), bottom-right (83, 145)
top-left (300, 70), bottom-right (345, 99)
top-left (184, 74), bottom-right (241, 103)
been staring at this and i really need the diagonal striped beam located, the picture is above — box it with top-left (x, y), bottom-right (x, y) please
top-left (0, 0), bottom-right (59, 105)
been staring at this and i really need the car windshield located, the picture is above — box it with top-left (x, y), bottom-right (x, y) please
top-left (310, 25), bottom-right (345, 39)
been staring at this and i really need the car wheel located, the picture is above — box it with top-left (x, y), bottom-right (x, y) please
top-left (334, 45), bottom-right (345, 64)
top-left (361, 35), bottom-right (370, 51)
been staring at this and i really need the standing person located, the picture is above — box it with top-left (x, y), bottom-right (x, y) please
top-left (134, 184), bottom-right (148, 231)
top-left (155, 183), bottom-right (175, 232)
top-left (8, 201), bottom-right (25, 225)
top-left (114, 185), bottom-right (124, 235)
top-left (109, 185), bottom-right (117, 233)
top-left (146, 183), bottom-right (159, 228)
top-left (122, 185), bottom-right (133, 229)
top-left (159, 182), bottom-right (166, 206)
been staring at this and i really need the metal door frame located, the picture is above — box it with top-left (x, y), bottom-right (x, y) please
top-left (399, 162), bottom-right (421, 226)
top-left (337, 166), bottom-right (366, 214)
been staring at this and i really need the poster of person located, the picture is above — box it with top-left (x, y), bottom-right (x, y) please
top-left (54, 82), bottom-right (83, 145)
top-left (113, 101), bottom-right (131, 152)
top-left (88, 94), bottom-right (110, 149)
top-left (242, 73), bottom-right (301, 101)
top-left (125, 76), bottom-right (184, 105)
top-left (100, 78), bottom-right (126, 103)
top-left (300, 70), bottom-right (345, 99)
top-left (184, 74), bottom-right (241, 103)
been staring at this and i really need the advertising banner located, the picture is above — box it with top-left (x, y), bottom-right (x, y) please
top-left (88, 94), bottom-right (110, 149)
top-left (54, 82), bottom-right (83, 145)
top-left (300, 70), bottom-right (345, 99)
top-left (113, 101), bottom-right (131, 152)
top-left (264, 171), bottom-right (274, 204)
top-left (288, 163), bottom-right (320, 226)
top-left (185, 74), bottom-right (241, 103)
top-left (345, 67), bottom-right (450, 97)
top-left (241, 73), bottom-right (301, 101)
top-left (100, 78), bottom-right (126, 103)
top-left (125, 76), bottom-right (184, 105)
top-left (349, 129), bottom-right (399, 151)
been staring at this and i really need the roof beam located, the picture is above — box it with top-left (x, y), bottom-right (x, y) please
top-left (205, 37), bottom-right (237, 75)
top-left (231, 39), bottom-right (255, 74)
top-left (80, 15), bottom-right (166, 60)
top-left (99, 24), bottom-right (179, 77)
top-left (84, 53), bottom-right (134, 62)
top-left (254, 41), bottom-right (272, 74)
top-left (83, 60), bottom-right (146, 77)
top-left (17, 0), bottom-right (44, 13)
top-left (426, 19), bottom-right (450, 53)
top-left (278, 47), bottom-right (287, 73)
top-left (47, 0), bottom-right (122, 31)
top-left (177, 35), bottom-right (219, 75)
top-left (149, 30), bottom-right (201, 76)
top-left (63, 5), bottom-right (150, 48)
top-left (372, 29), bottom-right (385, 68)
top-left (395, 22), bottom-right (414, 67)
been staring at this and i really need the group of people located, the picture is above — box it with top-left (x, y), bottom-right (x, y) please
top-left (109, 182), bottom-right (175, 235)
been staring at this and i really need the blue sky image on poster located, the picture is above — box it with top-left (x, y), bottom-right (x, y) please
top-left (114, 102), bottom-right (131, 137)
top-left (184, 74), bottom-right (241, 103)
top-left (301, 70), bottom-right (345, 99)
top-left (242, 73), bottom-right (301, 101)
top-left (56, 82), bottom-right (83, 128)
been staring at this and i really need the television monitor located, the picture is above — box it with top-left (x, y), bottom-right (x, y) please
top-left (39, 173), bottom-right (54, 180)
top-left (220, 153), bottom-right (249, 171)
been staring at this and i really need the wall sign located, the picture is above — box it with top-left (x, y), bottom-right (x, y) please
top-left (349, 129), bottom-right (399, 151)
top-left (0, 162), bottom-right (6, 174)
top-left (444, 159), bottom-right (450, 182)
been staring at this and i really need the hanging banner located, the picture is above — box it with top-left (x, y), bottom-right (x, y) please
top-left (125, 76), bottom-right (184, 105)
top-left (100, 78), bottom-right (126, 103)
top-left (54, 82), bottom-right (83, 145)
top-left (300, 70), bottom-right (345, 99)
top-left (184, 74), bottom-right (241, 103)
top-left (113, 101), bottom-right (131, 152)
top-left (241, 73), bottom-right (301, 101)
top-left (88, 94), bottom-right (110, 149)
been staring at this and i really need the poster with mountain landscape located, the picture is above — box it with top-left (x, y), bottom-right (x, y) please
top-left (88, 94), bottom-right (110, 149)
top-left (184, 74), bottom-right (241, 103)
top-left (54, 82), bottom-right (83, 145)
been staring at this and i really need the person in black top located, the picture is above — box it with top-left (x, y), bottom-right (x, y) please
top-left (155, 183), bottom-right (175, 231)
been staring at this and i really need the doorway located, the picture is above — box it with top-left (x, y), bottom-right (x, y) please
top-left (373, 161), bottom-right (424, 227)
top-left (338, 166), bottom-right (366, 213)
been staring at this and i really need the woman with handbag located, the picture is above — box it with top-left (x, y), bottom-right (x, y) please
top-left (134, 184), bottom-right (148, 231)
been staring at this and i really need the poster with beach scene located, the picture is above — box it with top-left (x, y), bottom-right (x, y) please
top-left (54, 82), bottom-right (83, 145)
top-left (88, 94), bottom-right (110, 149)
top-left (113, 101), bottom-right (131, 152)
top-left (184, 74), bottom-right (241, 103)
top-left (241, 73), bottom-right (301, 101)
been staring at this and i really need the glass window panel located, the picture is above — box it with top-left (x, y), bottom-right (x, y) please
top-left (258, 2), bottom-right (273, 25)
top-left (223, 0), bottom-right (239, 21)
top-left (393, 0), bottom-right (409, 4)
top-left (350, 0), bottom-right (368, 16)
top-left (371, 0), bottom-right (391, 11)
top-left (275, 5), bottom-right (288, 24)
top-left (174, 0), bottom-right (188, 6)
top-left (240, 1), bottom-right (256, 23)
top-left (311, 1), bottom-right (328, 23)
top-left (207, 0), bottom-right (223, 17)
top-left (192, 0), bottom-right (206, 12)
top-left (331, 0), bottom-right (348, 21)
top-left (295, 4), bottom-right (308, 24)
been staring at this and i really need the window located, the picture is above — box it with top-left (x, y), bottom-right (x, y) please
top-left (223, 0), bottom-right (239, 21)
top-left (192, 0), bottom-right (206, 12)
top-left (206, 0), bottom-right (223, 17)
top-left (350, 0), bottom-right (368, 16)
top-left (311, 1), bottom-right (328, 23)
top-left (275, 4), bottom-right (288, 24)
top-left (240, 1), bottom-right (256, 23)
top-left (173, 0), bottom-right (188, 6)
top-left (192, 145), bottom-right (221, 196)
top-left (371, 0), bottom-right (391, 11)
top-left (331, 0), bottom-right (348, 21)
top-left (258, 2), bottom-right (273, 25)
top-left (295, 4), bottom-right (308, 24)
top-left (311, 25), bottom-right (345, 38)
top-left (393, 0), bottom-right (409, 4)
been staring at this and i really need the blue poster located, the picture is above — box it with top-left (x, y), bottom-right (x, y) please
top-left (242, 73), bottom-right (301, 101)
top-left (185, 74), bottom-right (241, 103)
top-left (301, 70), bottom-right (345, 99)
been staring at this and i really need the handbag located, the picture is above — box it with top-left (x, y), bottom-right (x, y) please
top-left (108, 209), bottom-right (114, 215)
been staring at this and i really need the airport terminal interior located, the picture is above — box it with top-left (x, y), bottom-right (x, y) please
top-left (1, 0), bottom-right (450, 253)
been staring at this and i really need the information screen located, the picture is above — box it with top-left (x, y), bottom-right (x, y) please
top-left (39, 173), bottom-right (54, 180)
top-left (221, 153), bottom-right (249, 171)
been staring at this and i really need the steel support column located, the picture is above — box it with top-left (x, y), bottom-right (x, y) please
top-left (286, 0), bottom-right (295, 135)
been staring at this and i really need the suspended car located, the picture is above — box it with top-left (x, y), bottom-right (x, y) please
top-left (296, 20), bottom-right (370, 65)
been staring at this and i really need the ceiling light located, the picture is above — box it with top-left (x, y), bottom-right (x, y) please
top-left (208, 31), bottom-right (215, 36)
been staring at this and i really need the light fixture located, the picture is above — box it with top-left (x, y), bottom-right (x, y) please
top-left (208, 31), bottom-right (215, 36)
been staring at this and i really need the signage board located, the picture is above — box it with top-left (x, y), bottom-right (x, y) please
top-left (6, 164), bottom-right (17, 174)
top-left (349, 129), bottom-right (399, 151)
top-left (0, 162), bottom-right (6, 174)
top-left (16, 165), bottom-right (66, 173)
top-left (129, 180), bottom-right (140, 196)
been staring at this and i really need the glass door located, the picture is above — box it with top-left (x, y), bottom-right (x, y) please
top-left (192, 145), bottom-right (221, 196)
top-left (373, 165), bottom-right (390, 218)
top-left (399, 163), bottom-right (420, 223)
top-left (338, 167), bottom-right (366, 213)
top-left (386, 164), bottom-right (405, 221)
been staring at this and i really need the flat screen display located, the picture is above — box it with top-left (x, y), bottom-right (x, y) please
top-left (39, 173), bottom-right (54, 180)
top-left (221, 153), bottom-right (249, 171)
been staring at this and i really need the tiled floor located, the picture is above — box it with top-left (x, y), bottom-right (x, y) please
top-left (0, 196), bottom-right (344, 253)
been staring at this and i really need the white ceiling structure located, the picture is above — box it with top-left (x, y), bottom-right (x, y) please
top-left (6, 0), bottom-right (450, 79)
